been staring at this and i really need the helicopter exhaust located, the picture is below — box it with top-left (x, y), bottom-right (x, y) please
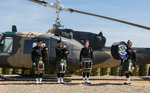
top-left (12, 25), bottom-right (17, 32)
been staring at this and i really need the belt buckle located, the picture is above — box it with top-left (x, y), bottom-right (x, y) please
top-left (40, 57), bottom-right (42, 59)
top-left (61, 59), bottom-right (64, 61)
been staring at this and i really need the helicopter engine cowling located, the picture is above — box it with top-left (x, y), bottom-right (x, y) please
top-left (94, 35), bottom-right (106, 49)
top-left (54, 29), bottom-right (73, 39)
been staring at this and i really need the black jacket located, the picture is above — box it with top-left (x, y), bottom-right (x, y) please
top-left (79, 47), bottom-right (93, 62)
top-left (55, 46), bottom-right (69, 60)
top-left (31, 46), bottom-right (44, 63)
top-left (121, 48), bottom-right (136, 67)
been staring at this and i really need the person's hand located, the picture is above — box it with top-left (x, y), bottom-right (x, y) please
top-left (120, 66), bottom-right (123, 70)
top-left (33, 62), bottom-right (36, 66)
top-left (65, 51), bottom-right (69, 54)
top-left (45, 48), bottom-right (48, 51)
top-left (63, 45), bottom-right (67, 48)
top-left (134, 65), bottom-right (138, 68)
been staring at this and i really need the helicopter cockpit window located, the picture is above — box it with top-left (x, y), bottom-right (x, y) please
top-left (0, 34), bottom-right (2, 40)
top-left (0, 40), bottom-right (4, 53)
top-left (0, 37), bottom-right (13, 53)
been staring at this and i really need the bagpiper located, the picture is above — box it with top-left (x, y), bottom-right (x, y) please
top-left (31, 40), bottom-right (48, 84)
top-left (55, 39), bottom-right (69, 84)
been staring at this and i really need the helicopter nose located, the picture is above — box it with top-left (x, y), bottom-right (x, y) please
top-left (0, 55), bottom-right (12, 67)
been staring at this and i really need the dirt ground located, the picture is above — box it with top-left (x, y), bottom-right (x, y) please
top-left (0, 76), bottom-right (150, 93)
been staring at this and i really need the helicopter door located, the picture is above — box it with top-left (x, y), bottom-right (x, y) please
top-left (0, 36), bottom-right (14, 66)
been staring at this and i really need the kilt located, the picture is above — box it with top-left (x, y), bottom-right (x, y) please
top-left (122, 59), bottom-right (134, 72)
top-left (32, 57), bottom-right (45, 71)
top-left (56, 59), bottom-right (67, 73)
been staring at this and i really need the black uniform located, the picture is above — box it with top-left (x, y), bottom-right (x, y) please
top-left (55, 46), bottom-right (68, 60)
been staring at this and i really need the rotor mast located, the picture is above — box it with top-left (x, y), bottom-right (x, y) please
top-left (53, 0), bottom-right (63, 29)
top-left (29, 0), bottom-right (70, 29)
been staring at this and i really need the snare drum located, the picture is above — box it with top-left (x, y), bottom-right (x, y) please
top-left (81, 58), bottom-right (93, 71)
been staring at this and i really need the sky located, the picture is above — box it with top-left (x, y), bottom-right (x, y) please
top-left (0, 0), bottom-right (150, 48)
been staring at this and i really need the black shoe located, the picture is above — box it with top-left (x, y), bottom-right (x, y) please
top-left (82, 81), bottom-right (86, 84)
top-left (35, 83), bottom-right (39, 85)
top-left (86, 82), bottom-right (91, 84)
top-left (124, 82), bottom-right (131, 85)
top-left (61, 82), bottom-right (65, 84)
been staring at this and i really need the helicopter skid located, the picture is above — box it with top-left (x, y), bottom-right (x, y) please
top-left (0, 74), bottom-right (71, 82)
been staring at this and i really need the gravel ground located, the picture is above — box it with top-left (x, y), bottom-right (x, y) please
top-left (0, 76), bottom-right (150, 93)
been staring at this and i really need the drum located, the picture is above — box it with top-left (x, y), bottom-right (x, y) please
top-left (81, 58), bottom-right (93, 71)
top-left (111, 41), bottom-right (128, 60)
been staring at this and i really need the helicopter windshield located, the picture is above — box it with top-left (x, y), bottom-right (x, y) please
top-left (0, 36), bottom-right (13, 53)
top-left (0, 34), bottom-right (2, 40)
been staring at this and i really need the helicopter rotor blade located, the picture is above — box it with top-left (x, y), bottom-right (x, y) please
top-left (28, 0), bottom-right (150, 30)
top-left (28, 0), bottom-right (55, 8)
top-left (29, 0), bottom-right (47, 5)
top-left (70, 9), bottom-right (150, 30)
top-left (28, 0), bottom-right (70, 11)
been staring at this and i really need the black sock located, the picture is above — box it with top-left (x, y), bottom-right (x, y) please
top-left (87, 72), bottom-right (90, 78)
top-left (61, 73), bottom-right (64, 78)
top-left (35, 74), bottom-right (39, 78)
top-left (83, 72), bottom-right (85, 78)
top-left (129, 72), bottom-right (132, 76)
top-left (125, 73), bottom-right (130, 78)
top-left (57, 73), bottom-right (60, 78)
top-left (39, 73), bottom-right (43, 78)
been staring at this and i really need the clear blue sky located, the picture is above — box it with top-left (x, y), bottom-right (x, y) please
top-left (0, 0), bottom-right (150, 47)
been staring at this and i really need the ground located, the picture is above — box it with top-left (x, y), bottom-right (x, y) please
top-left (0, 75), bottom-right (150, 93)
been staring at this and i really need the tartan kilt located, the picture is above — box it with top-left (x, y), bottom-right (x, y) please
top-left (56, 59), bottom-right (67, 73)
top-left (32, 57), bottom-right (45, 71)
top-left (122, 59), bottom-right (134, 72)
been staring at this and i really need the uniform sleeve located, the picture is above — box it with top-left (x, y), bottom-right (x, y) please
top-left (120, 59), bottom-right (123, 66)
top-left (66, 48), bottom-right (69, 53)
top-left (132, 51), bottom-right (136, 67)
top-left (42, 47), bottom-right (48, 63)
top-left (31, 48), bottom-right (35, 63)
top-left (55, 47), bottom-right (58, 57)
top-left (64, 47), bottom-right (69, 55)
top-left (55, 47), bottom-right (61, 58)
top-left (90, 48), bottom-right (93, 60)
top-left (79, 48), bottom-right (83, 62)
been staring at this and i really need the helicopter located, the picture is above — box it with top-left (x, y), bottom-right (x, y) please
top-left (0, 0), bottom-right (150, 75)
